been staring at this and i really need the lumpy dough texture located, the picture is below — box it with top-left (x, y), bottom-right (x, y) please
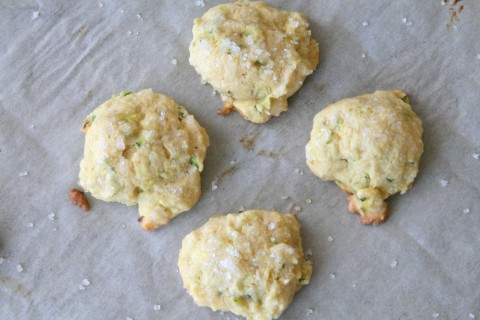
top-left (306, 90), bottom-right (424, 224)
top-left (178, 210), bottom-right (312, 320)
top-left (189, 0), bottom-right (319, 123)
top-left (79, 89), bottom-right (209, 230)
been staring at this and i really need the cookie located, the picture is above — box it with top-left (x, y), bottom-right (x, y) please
top-left (306, 90), bottom-right (424, 224)
top-left (79, 89), bottom-right (209, 230)
top-left (178, 209), bottom-right (312, 320)
top-left (189, 0), bottom-right (319, 123)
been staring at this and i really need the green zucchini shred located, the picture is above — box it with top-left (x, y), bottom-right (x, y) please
top-left (189, 157), bottom-right (199, 169)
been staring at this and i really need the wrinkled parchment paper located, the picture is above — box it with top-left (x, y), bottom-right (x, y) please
top-left (1, 1), bottom-right (479, 319)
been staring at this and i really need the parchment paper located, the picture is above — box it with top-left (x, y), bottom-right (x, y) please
top-left (1, 1), bottom-right (479, 319)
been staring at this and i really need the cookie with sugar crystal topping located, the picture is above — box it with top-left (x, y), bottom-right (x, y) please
top-left (189, 0), bottom-right (319, 123)
top-left (178, 209), bottom-right (312, 320)
top-left (79, 89), bottom-right (209, 230)
top-left (306, 90), bottom-right (424, 224)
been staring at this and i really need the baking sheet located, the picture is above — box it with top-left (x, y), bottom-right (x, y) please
top-left (1, 0), bottom-right (479, 319)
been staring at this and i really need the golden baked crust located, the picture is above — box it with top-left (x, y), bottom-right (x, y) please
top-left (189, 0), bottom-right (319, 123)
top-left (178, 209), bottom-right (312, 320)
top-left (79, 89), bottom-right (209, 230)
top-left (306, 90), bottom-right (424, 224)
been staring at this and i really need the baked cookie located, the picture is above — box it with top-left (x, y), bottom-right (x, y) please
top-left (189, 0), bottom-right (319, 123)
top-left (306, 90), bottom-right (424, 224)
top-left (178, 209), bottom-right (312, 320)
top-left (79, 89), bottom-right (209, 230)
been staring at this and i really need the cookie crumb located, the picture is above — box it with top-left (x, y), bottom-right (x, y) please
top-left (440, 179), bottom-right (448, 187)
top-left (327, 236), bottom-right (333, 242)
top-left (31, 11), bottom-right (39, 20)
top-left (70, 189), bottom-right (90, 211)
top-left (82, 279), bottom-right (91, 286)
top-left (362, 21), bottom-right (369, 26)
top-left (171, 58), bottom-right (178, 65)
top-left (294, 206), bottom-right (301, 212)
top-left (78, 284), bottom-right (85, 291)
top-left (463, 208), bottom-right (470, 214)
top-left (469, 314), bottom-right (475, 319)
top-left (29, 123), bottom-right (35, 128)
top-left (27, 222), bottom-right (34, 228)
top-left (473, 153), bottom-right (479, 159)
top-left (98, 2), bottom-right (104, 8)
top-left (402, 17), bottom-right (407, 24)
top-left (305, 199), bottom-right (312, 204)
top-left (153, 304), bottom-right (162, 311)
top-left (195, 0), bottom-right (205, 7)
top-left (361, 53), bottom-right (366, 58)
top-left (16, 264), bottom-right (24, 272)
top-left (48, 213), bottom-right (56, 220)
top-left (390, 260), bottom-right (398, 268)
top-left (432, 313), bottom-right (439, 318)
top-left (329, 273), bottom-right (336, 280)
top-left (281, 195), bottom-right (288, 200)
